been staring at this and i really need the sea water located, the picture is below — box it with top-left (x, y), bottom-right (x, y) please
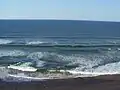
top-left (0, 20), bottom-right (120, 81)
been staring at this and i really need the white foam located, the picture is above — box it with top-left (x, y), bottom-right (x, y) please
top-left (0, 39), bottom-right (12, 44)
top-left (8, 62), bottom-right (37, 72)
top-left (8, 65), bottom-right (37, 72)
top-left (88, 61), bottom-right (120, 73)
top-left (28, 52), bottom-right (60, 61)
top-left (48, 69), bottom-right (119, 76)
top-left (26, 39), bottom-right (58, 45)
top-left (69, 60), bottom-right (120, 77)
top-left (118, 48), bottom-right (120, 50)
top-left (28, 52), bottom-right (78, 63)
top-left (66, 70), bottom-right (119, 75)
top-left (0, 50), bottom-right (26, 57)
top-left (27, 52), bottom-right (106, 69)
top-left (8, 74), bottom-right (49, 80)
top-left (25, 51), bottom-right (120, 77)
top-left (35, 60), bottom-right (45, 67)
top-left (27, 52), bottom-right (44, 60)
top-left (26, 41), bottom-right (45, 45)
top-left (0, 67), bottom-right (9, 79)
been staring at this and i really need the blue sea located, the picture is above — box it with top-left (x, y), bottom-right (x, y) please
top-left (0, 20), bottom-right (120, 81)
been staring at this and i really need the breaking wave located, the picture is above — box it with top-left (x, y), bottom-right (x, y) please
top-left (67, 61), bottom-right (120, 77)
top-left (1, 38), bottom-right (120, 80)
top-left (8, 62), bottom-right (37, 72)
top-left (0, 50), bottom-right (26, 57)
top-left (0, 39), bottom-right (13, 44)
top-left (3, 49), bottom-right (120, 72)
top-left (26, 41), bottom-right (47, 45)
top-left (26, 40), bottom-right (57, 45)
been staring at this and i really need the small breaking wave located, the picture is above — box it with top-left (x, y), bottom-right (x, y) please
top-left (8, 74), bottom-right (49, 81)
top-left (27, 52), bottom-right (69, 63)
top-left (0, 38), bottom-right (58, 46)
top-left (26, 41), bottom-right (47, 45)
top-left (26, 39), bottom-right (57, 45)
top-left (0, 50), bottom-right (26, 57)
top-left (65, 70), bottom-right (119, 77)
top-left (0, 39), bottom-right (13, 44)
top-left (69, 59), bottom-right (120, 77)
top-left (86, 61), bottom-right (120, 73)
top-left (8, 62), bottom-right (37, 72)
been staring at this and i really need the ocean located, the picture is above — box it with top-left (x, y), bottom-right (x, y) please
top-left (0, 20), bottom-right (120, 81)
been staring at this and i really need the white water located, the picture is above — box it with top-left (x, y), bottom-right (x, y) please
top-left (8, 62), bottom-right (37, 72)
top-left (0, 50), bottom-right (26, 57)
top-left (0, 39), bottom-right (13, 44)
top-left (66, 60), bottom-right (120, 77)
top-left (0, 67), bottom-right (9, 79)
top-left (27, 52), bottom-right (69, 63)
top-left (26, 41), bottom-right (46, 45)
top-left (0, 48), bottom-right (120, 79)
top-left (8, 73), bottom-right (49, 81)
top-left (86, 61), bottom-right (120, 73)
top-left (26, 40), bottom-right (57, 45)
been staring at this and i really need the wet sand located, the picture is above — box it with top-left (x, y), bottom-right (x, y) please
top-left (1, 75), bottom-right (120, 90)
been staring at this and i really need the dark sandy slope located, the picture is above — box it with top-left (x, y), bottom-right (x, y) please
top-left (1, 75), bottom-right (120, 90)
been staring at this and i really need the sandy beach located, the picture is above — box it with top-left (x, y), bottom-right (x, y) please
top-left (1, 75), bottom-right (120, 90)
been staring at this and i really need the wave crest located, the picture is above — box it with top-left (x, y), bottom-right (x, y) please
top-left (0, 50), bottom-right (26, 57)
top-left (26, 40), bottom-right (57, 45)
top-left (27, 52), bottom-right (67, 62)
top-left (0, 39), bottom-right (13, 44)
top-left (26, 41), bottom-right (46, 45)
top-left (8, 62), bottom-right (37, 72)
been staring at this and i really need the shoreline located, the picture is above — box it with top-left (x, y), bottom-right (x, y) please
top-left (1, 74), bottom-right (120, 90)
